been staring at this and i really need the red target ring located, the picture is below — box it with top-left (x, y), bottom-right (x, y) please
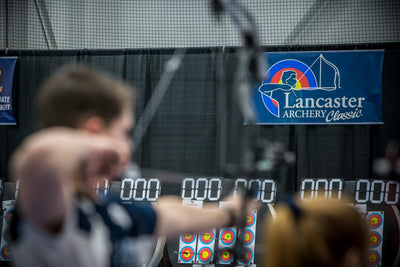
top-left (220, 228), bottom-right (236, 246)
top-left (218, 247), bottom-right (233, 263)
top-left (200, 231), bottom-right (214, 244)
top-left (181, 234), bottom-right (196, 244)
top-left (369, 250), bottom-right (380, 266)
top-left (243, 229), bottom-right (255, 245)
top-left (367, 213), bottom-right (383, 229)
top-left (246, 212), bottom-right (256, 227)
top-left (197, 247), bottom-right (213, 263)
top-left (179, 246), bottom-right (195, 263)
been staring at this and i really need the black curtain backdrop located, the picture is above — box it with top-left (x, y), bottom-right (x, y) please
top-left (1, 44), bottom-right (400, 195)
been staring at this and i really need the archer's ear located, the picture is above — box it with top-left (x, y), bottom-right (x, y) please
top-left (81, 116), bottom-right (106, 134)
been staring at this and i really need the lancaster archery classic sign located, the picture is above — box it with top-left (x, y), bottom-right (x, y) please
top-left (252, 50), bottom-right (384, 124)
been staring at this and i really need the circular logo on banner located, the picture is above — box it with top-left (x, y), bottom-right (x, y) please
top-left (220, 228), bottom-right (236, 246)
top-left (367, 213), bottom-right (383, 229)
top-left (181, 234), bottom-right (196, 244)
top-left (369, 250), bottom-right (380, 266)
top-left (259, 59), bottom-right (318, 117)
top-left (244, 229), bottom-right (255, 245)
top-left (1, 245), bottom-right (10, 260)
top-left (264, 59), bottom-right (318, 89)
top-left (200, 231), bottom-right (214, 245)
top-left (179, 246), bottom-right (195, 263)
top-left (238, 248), bottom-right (253, 265)
top-left (369, 231), bottom-right (382, 248)
top-left (218, 247), bottom-right (233, 264)
top-left (246, 212), bottom-right (256, 227)
top-left (4, 210), bottom-right (13, 224)
top-left (197, 247), bottom-right (213, 263)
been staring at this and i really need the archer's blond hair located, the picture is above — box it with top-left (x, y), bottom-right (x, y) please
top-left (263, 195), bottom-right (369, 267)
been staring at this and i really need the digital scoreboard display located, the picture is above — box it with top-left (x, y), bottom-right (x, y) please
top-left (299, 178), bottom-right (400, 205)
top-left (116, 177), bottom-right (277, 204)
top-left (2, 176), bottom-right (399, 266)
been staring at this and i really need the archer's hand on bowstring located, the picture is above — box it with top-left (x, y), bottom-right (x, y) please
top-left (9, 127), bottom-right (129, 231)
top-left (222, 192), bottom-right (260, 227)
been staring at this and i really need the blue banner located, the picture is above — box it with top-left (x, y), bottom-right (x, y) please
top-left (253, 50), bottom-right (384, 124)
top-left (0, 57), bottom-right (17, 125)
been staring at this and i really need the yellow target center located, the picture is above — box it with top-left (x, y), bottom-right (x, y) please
top-left (369, 255), bottom-right (376, 262)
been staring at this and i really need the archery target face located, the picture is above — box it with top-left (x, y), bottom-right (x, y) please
top-left (199, 231), bottom-right (214, 245)
top-left (369, 250), bottom-right (380, 266)
top-left (0, 245), bottom-right (10, 260)
top-left (220, 228), bottom-right (236, 246)
top-left (243, 229), bottom-right (255, 245)
top-left (218, 247), bottom-right (233, 264)
top-left (238, 248), bottom-right (253, 265)
top-left (367, 213), bottom-right (383, 229)
top-left (181, 234), bottom-right (196, 244)
top-left (197, 247), bottom-right (213, 263)
top-left (246, 212), bottom-right (256, 227)
top-left (369, 231), bottom-right (382, 248)
top-left (179, 246), bottom-right (195, 263)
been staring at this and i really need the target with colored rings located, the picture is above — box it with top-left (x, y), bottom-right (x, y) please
top-left (200, 231), bottom-right (214, 244)
top-left (220, 229), bottom-right (236, 246)
top-left (2, 228), bottom-right (10, 243)
top-left (369, 231), bottom-right (382, 248)
top-left (243, 229), bottom-right (255, 245)
top-left (1, 245), bottom-right (10, 260)
top-left (246, 212), bottom-right (256, 227)
top-left (218, 247), bottom-right (233, 263)
top-left (367, 213), bottom-right (383, 229)
top-left (4, 210), bottom-right (13, 224)
top-left (179, 246), bottom-right (195, 263)
top-left (197, 247), bottom-right (213, 263)
top-left (181, 234), bottom-right (196, 244)
top-left (369, 250), bottom-right (380, 266)
top-left (238, 248), bottom-right (253, 264)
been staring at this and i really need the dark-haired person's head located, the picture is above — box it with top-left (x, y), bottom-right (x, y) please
top-left (36, 64), bottom-right (135, 192)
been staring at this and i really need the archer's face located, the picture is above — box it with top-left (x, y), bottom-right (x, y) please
top-left (103, 109), bottom-right (135, 155)
top-left (84, 109), bottom-right (135, 199)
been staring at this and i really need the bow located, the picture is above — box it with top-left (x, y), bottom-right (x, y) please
top-left (211, 0), bottom-right (267, 264)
